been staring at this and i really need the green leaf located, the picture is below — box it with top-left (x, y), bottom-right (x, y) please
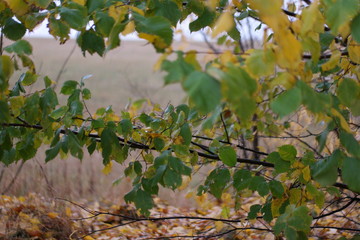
top-left (61, 80), bottom-right (78, 95)
top-left (342, 157), bottom-right (360, 193)
top-left (0, 101), bottom-right (10, 123)
top-left (340, 131), bottom-right (360, 158)
top-left (154, 137), bottom-right (165, 151)
top-left (270, 87), bottom-right (302, 118)
top-left (163, 168), bottom-right (182, 190)
top-left (124, 187), bottom-right (154, 216)
top-left (248, 204), bottom-right (262, 220)
top-left (150, 0), bottom-right (181, 26)
top-left (298, 80), bottom-right (331, 113)
top-left (60, 5), bottom-right (87, 30)
top-left (82, 88), bottom-right (91, 100)
top-left (324, 0), bottom-right (359, 34)
top-left (100, 127), bottom-right (118, 163)
top-left (45, 143), bottom-right (61, 162)
top-left (118, 119), bottom-right (133, 139)
top-left (233, 169), bottom-right (252, 191)
top-left (86, 0), bottom-right (105, 13)
top-left (183, 71), bottom-right (221, 114)
top-left (161, 52), bottom-right (195, 84)
top-left (4, 40), bottom-right (32, 55)
top-left (77, 30), bottom-right (105, 56)
top-left (311, 150), bottom-right (340, 186)
top-left (49, 106), bottom-right (69, 119)
top-left (134, 13), bottom-right (173, 52)
top-left (351, 14), bottom-right (360, 43)
top-left (95, 12), bottom-right (115, 37)
top-left (180, 123), bottom-right (192, 146)
top-left (48, 17), bottom-right (70, 43)
top-left (269, 180), bottom-right (284, 198)
top-left (168, 156), bottom-right (191, 176)
top-left (274, 205), bottom-right (312, 238)
top-left (219, 146), bottom-right (237, 167)
top-left (205, 168), bottom-right (230, 199)
top-left (261, 202), bottom-right (273, 222)
top-left (31, 0), bottom-right (52, 8)
top-left (189, 7), bottom-right (216, 32)
top-left (265, 152), bottom-right (290, 173)
top-left (337, 78), bottom-right (360, 116)
top-left (278, 145), bottom-right (297, 162)
top-left (69, 100), bottom-right (83, 115)
top-left (3, 18), bottom-right (26, 41)
top-left (222, 67), bottom-right (257, 122)
top-left (20, 72), bottom-right (38, 86)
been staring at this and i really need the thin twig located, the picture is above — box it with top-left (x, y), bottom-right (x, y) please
top-left (53, 40), bottom-right (77, 89)
top-left (1, 161), bottom-right (25, 195)
top-left (220, 113), bottom-right (230, 143)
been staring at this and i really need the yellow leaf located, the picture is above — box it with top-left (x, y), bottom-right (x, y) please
top-left (102, 162), bottom-right (113, 175)
top-left (84, 236), bottom-right (95, 240)
top-left (185, 51), bottom-right (202, 70)
top-left (215, 221), bottom-right (224, 231)
top-left (18, 196), bottom-right (26, 202)
top-left (122, 21), bottom-right (135, 36)
top-left (212, 10), bottom-right (234, 38)
top-left (348, 39), bottom-right (360, 64)
top-left (302, 166), bottom-right (311, 182)
top-left (331, 108), bottom-right (352, 133)
top-left (72, 0), bottom-right (85, 5)
top-left (4, 0), bottom-right (29, 16)
top-left (47, 212), bottom-right (59, 218)
top-left (154, 53), bottom-right (169, 71)
top-left (65, 207), bottom-right (72, 217)
top-left (207, 0), bottom-right (219, 10)
top-left (219, 50), bottom-right (238, 65)
top-left (274, 30), bottom-right (302, 70)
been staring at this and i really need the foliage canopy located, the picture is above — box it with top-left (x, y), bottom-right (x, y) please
top-left (0, 0), bottom-right (360, 239)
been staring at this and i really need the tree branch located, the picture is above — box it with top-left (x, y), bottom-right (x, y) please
top-left (1, 122), bottom-right (350, 190)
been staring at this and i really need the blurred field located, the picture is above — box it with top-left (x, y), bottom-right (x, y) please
top-left (1, 38), bottom-right (213, 206)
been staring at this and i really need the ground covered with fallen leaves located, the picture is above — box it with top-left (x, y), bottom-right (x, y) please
top-left (0, 193), bottom-right (359, 239)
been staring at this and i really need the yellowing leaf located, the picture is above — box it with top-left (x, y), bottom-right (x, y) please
top-left (301, 0), bottom-right (324, 35)
top-left (289, 188), bottom-right (302, 205)
top-left (271, 198), bottom-right (286, 217)
top-left (245, 48), bottom-right (276, 78)
top-left (4, 0), bottom-right (29, 16)
top-left (321, 47), bottom-right (341, 71)
top-left (220, 50), bottom-right (238, 65)
top-left (72, 0), bottom-right (85, 5)
top-left (128, 6), bottom-right (144, 16)
top-left (108, 4), bottom-right (127, 21)
top-left (212, 10), bottom-right (234, 38)
top-left (302, 166), bottom-right (311, 182)
top-left (348, 39), bottom-right (360, 64)
top-left (331, 108), bottom-right (352, 133)
top-left (122, 21), bottom-right (135, 36)
top-left (102, 162), bottom-right (113, 175)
